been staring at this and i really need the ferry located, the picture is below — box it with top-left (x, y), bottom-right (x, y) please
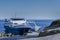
top-left (4, 18), bottom-right (31, 36)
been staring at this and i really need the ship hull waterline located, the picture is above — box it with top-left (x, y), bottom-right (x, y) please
top-left (4, 26), bottom-right (31, 35)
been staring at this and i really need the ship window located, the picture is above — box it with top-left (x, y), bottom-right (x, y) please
top-left (11, 18), bottom-right (25, 20)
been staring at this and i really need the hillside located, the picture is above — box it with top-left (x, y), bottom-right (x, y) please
top-left (50, 19), bottom-right (60, 26)
top-left (44, 19), bottom-right (60, 30)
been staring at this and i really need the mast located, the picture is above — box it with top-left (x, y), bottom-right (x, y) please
top-left (15, 12), bottom-right (16, 18)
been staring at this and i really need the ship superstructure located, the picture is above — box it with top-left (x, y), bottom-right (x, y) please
top-left (4, 18), bottom-right (31, 35)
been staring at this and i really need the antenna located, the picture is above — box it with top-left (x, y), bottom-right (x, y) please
top-left (15, 12), bottom-right (16, 18)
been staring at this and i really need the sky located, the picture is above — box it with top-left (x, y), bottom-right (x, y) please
top-left (0, 0), bottom-right (60, 19)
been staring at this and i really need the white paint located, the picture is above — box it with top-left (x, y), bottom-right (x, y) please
top-left (35, 26), bottom-right (40, 31)
top-left (11, 20), bottom-right (26, 25)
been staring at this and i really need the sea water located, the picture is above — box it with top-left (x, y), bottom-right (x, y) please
top-left (0, 19), bottom-right (53, 33)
